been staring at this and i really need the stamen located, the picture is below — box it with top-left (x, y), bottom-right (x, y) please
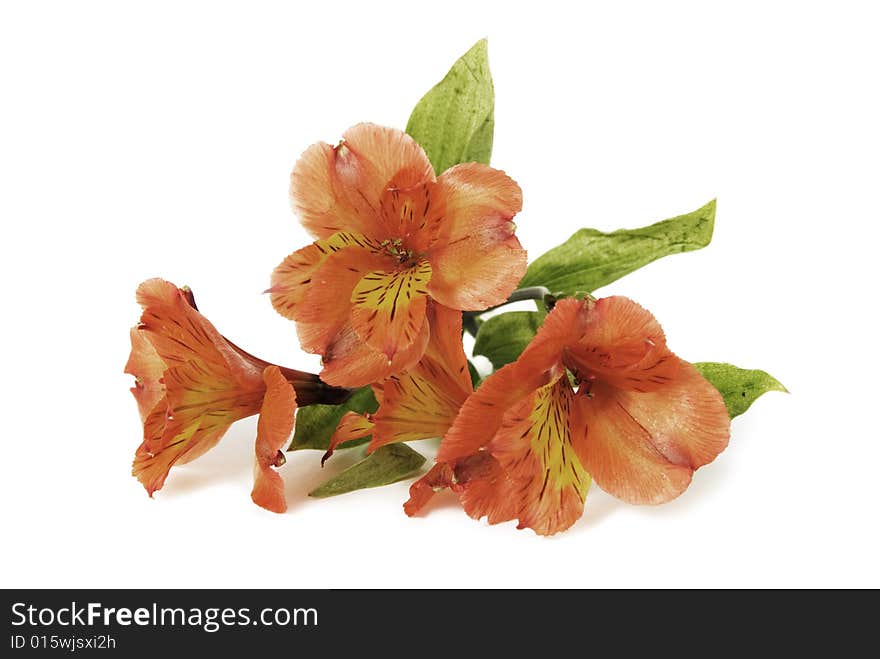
top-left (381, 238), bottom-right (416, 265)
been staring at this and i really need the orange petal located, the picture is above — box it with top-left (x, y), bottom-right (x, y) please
top-left (454, 452), bottom-right (519, 525)
top-left (369, 366), bottom-right (463, 447)
top-left (132, 356), bottom-right (265, 495)
top-left (566, 296), bottom-right (680, 392)
top-left (569, 381), bottom-right (696, 505)
top-left (290, 142), bottom-right (383, 240)
top-left (269, 242), bottom-right (324, 320)
top-left (434, 163), bottom-right (523, 244)
top-left (605, 360), bottom-right (731, 471)
top-left (131, 362), bottom-right (244, 497)
top-left (133, 422), bottom-right (228, 497)
top-left (519, 298), bottom-right (591, 372)
top-left (370, 303), bottom-right (473, 450)
top-left (437, 299), bottom-right (588, 462)
top-left (422, 303), bottom-right (471, 377)
top-left (322, 412), bottom-right (375, 465)
top-left (292, 124), bottom-right (435, 241)
top-left (339, 123), bottom-right (435, 207)
top-left (269, 232), bottom-right (381, 321)
top-left (319, 318), bottom-right (430, 388)
top-left (403, 461), bottom-right (456, 517)
top-left (424, 163), bottom-right (524, 311)
top-left (377, 182), bottom-right (448, 253)
top-left (488, 377), bottom-right (591, 535)
top-left (371, 382), bottom-right (385, 407)
top-left (135, 278), bottom-right (260, 383)
top-left (125, 327), bottom-right (166, 422)
top-left (166, 358), bottom-right (266, 448)
top-left (251, 366), bottom-right (297, 513)
top-left (403, 453), bottom-right (518, 525)
top-left (427, 229), bottom-right (526, 311)
top-left (293, 245), bottom-right (392, 355)
top-left (435, 363), bottom-right (526, 462)
top-left (350, 260), bottom-right (431, 358)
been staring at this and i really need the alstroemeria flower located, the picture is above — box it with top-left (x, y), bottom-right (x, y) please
top-left (321, 302), bottom-right (473, 461)
top-left (405, 297), bottom-right (731, 535)
top-left (125, 279), bottom-right (349, 512)
top-left (269, 123), bottom-right (524, 387)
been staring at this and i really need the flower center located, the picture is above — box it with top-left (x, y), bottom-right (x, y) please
top-left (380, 238), bottom-right (417, 266)
top-left (563, 360), bottom-right (597, 398)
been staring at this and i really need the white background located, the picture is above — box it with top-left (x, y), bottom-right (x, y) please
top-left (1, 0), bottom-right (877, 588)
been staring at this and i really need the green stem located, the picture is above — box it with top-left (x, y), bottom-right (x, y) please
top-left (462, 314), bottom-right (480, 338)
top-left (491, 286), bottom-right (553, 311)
top-left (462, 286), bottom-right (554, 337)
top-left (226, 338), bottom-right (354, 406)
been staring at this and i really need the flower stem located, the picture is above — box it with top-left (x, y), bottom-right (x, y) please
top-left (227, 339), bottom-right (354, 406)
top-left (279, 368), bottom-right (355, 406)
top-left (491, 286), bottom-right (553, 310)
top-left (462, 314), bottom-right (481, 338)
top-left (462, 286), bottom-right (554, 337)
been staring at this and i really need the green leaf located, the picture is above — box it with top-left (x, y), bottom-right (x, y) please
top-left (473, 311), bottom-right (543, 370)
top-left (467, 359), bottom-right (482, 387)
top-left (309, 444), bottom-right (427, 498)
top-left (694, 362), bottom-right (788, 419)
top-left (288, 386), bottom-right (378, 451)
top-left (406, 39), bottom-right (494, 174)
top-left (520, 200), bottom-right (716, 295)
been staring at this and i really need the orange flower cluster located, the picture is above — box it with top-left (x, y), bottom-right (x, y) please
top-left (268, 124), bottom-right (525, 387)
top-left (404, 297), bottom-right (729, 534)
top-left (126, 125), bottom-right (730, 534)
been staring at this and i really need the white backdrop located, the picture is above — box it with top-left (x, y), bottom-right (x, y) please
top-left (1, 0), bottom-right (877, 588)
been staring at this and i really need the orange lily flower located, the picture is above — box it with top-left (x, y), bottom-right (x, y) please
top-left (269, 123), bottom-right (524, 387)
top-left (125, 279), bottom-right (350, 512)
top-left (321, 302), bottom-right (473, 463)
top-left (405, 297), bottom-right (731, 535)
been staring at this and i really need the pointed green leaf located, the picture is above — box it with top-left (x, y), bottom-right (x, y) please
top-left (520, 200), bottom-right (716, 295)
top-left (288, 386), bottom-right (378, 451)
top-left (309, 444), bottom-right (426, 498)
top-left (694, 362), bottom-right (788, 419)
top-left (406, 39), bottom-right (494, 173)
top-left (473, 311), bottom-right (543, 370)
